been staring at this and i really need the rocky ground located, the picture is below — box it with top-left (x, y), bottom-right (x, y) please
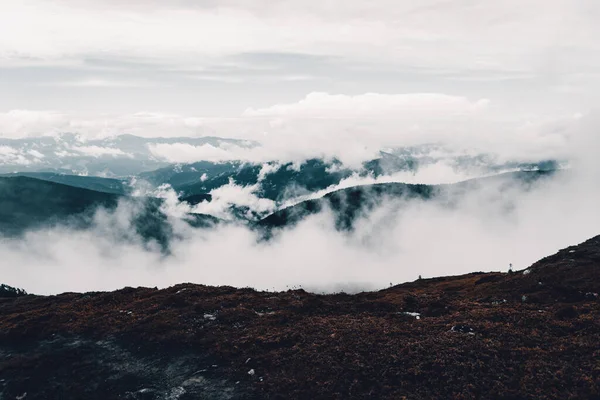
top-left (1, 236), bottom-right (599, 399)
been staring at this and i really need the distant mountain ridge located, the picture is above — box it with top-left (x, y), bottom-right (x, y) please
top-left (0, 135), bottom-right (563, 228)
top-left (0, 170), bottom-right (558, 243)
top-left (0, 133), bottom-right (255, 176)
top-left (140, 153), bottom-right (559, 203)
top-left (0, 133), bottom-right (560, 181)
top-left (256, 170), bottom-right (557, 232)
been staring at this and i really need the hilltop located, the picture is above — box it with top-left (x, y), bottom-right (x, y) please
top-left (0, 234), bottom-right (598, 399)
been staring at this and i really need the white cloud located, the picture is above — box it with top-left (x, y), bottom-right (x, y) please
top-left (54, 150), bottom-right (78, 158)
top-left (243, 92), bottom-right (490, 119)
top-left (0, 145), bottom-right (31, 165)
top-left (2, 165), bottom-right (599, 295)
top-left (71, 145), bottom-right (130, 157)
top-left (27, 149), bottom-right (45, 158)
top-left (0, 145), bottom-right (50, 165)
top-left (44, 78), bottom-right (160, 88)
top-left (0, 91), bottom-right (580, 168)
top-left (1, 0), bottom-right (600, 296)
top-left (0, 114), bottom-right (599, 295)
top-left (191, 179), bottom-right (276, 220)
top-left (0, 110), bottom-right (70, 138)
top-left (191, 75), bottom-right (246, 84)
top-left (147, 143), bottom-right (242, 163)
top-left (279, 162), bottom-right (497, 209)
top-left (1, 0), bottom-right (599, 78)
top-left (1, 0), bottom-right (599, 134)
top-left (136, 91), bottom-right (494, 165)
top-left (257, 163), bottom-right (280, 182)
top-left (0, 110), bottom-right (221, 139)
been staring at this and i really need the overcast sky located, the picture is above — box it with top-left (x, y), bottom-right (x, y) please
top-left (3, 0), bottom-right (600, 293)
top-left (0, 0), bottom-right (597, 145)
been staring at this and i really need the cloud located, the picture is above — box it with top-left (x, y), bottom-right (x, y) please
top-left (2, 0), bottom-right (600, 300)
top-left (0, 110), bottom-right (70, 138)
top-left (1, 164), bottom-right (599, 296)
top-left (0, 110), bottom-right (218, 139)
top-left (71, 145), bottom-right (130, 157)
top-left (43, 78), bottom-right (160, 88)
top-left (1, 0), bottom-right (599, 132)
top-left (54, 150), bottom-right (78, 158)
top-left (0, 113), bottom-right (599, 295)
top-left (237, 93), bottom-right (577, 166)
top-left (138, 91), bottom-right (492, 166)
top-left (191, 75), bottom-right (246, 84)
top-left (0, 145), bottom-right (33, 165)
top-left (13, 90), bottom-right (486, 166)
top-left (0, 93), bottom-right (580, 169)
top-left (2, 0), bottom-right (599, 78)
top-left (190, 73), bottom-right (320, 84)
top-left (191, 179), bottom-right (276, 220)
top-left (147, 143), bottom-right (245, 163)
top-left (27, 149), bottom-right (45, 158)
top-left (278, 162), bottom-right (502, 210)
top-left (243, 92), bottom-right (490, 119)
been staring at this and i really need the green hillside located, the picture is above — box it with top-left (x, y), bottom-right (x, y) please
top-left (1, 172), bottom-right (130, 195)
top-left (0, 176), bottom-right (218, 251)
top-left (257, 170), bottom-right (557, 232)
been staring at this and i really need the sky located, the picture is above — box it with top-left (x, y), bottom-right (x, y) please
top-left (0, 0), bottom-right (598, 124)
top-left (1, 0), bottom-right (600, 294)
top-left (1, 0), bottom-right (597, 165)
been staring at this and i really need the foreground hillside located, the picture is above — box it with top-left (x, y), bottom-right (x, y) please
top-left (0, 235), bottom-right (599, 399)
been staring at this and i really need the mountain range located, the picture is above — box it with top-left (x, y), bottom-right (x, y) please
top-left (0, 176), bottom-right (218, 251)
top-left (0, 169), bottom-right (557, 244)
top-left (0, 135), bottom-right (561, 221)
top-left (257, 170), bottom-right (556, 232)
top-left (0, 133), bottom-right (254, 176)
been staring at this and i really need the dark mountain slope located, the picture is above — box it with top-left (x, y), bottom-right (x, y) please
top-left (0, 176), bottom-right (120, 235)
top-left (1, 172), bottom-right (130, 195)
top-left (0, 235), bottom-right (598, 399)
top-left (140, 159), bottom-right (355, 201)
top-left (138, 153), bottom-right (559, 204)
top-left (258, 182), bottom-right (436, 231)
top-left (0, 177), bottom-right (218, 248)
top-left (258, 170), bottom-right (556, 231)
top-left (138, 161), bottom-right (243, 190)
top-left (179, 193), bottom-right (213, 205)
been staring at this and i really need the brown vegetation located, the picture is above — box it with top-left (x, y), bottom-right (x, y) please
top-left (1, 236), bottom-right (599, 399)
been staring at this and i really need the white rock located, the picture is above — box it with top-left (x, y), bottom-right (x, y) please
top-left (203, 313), bottom-right (216, 321)
top-left (399, 312), bottom-right (421, 319)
